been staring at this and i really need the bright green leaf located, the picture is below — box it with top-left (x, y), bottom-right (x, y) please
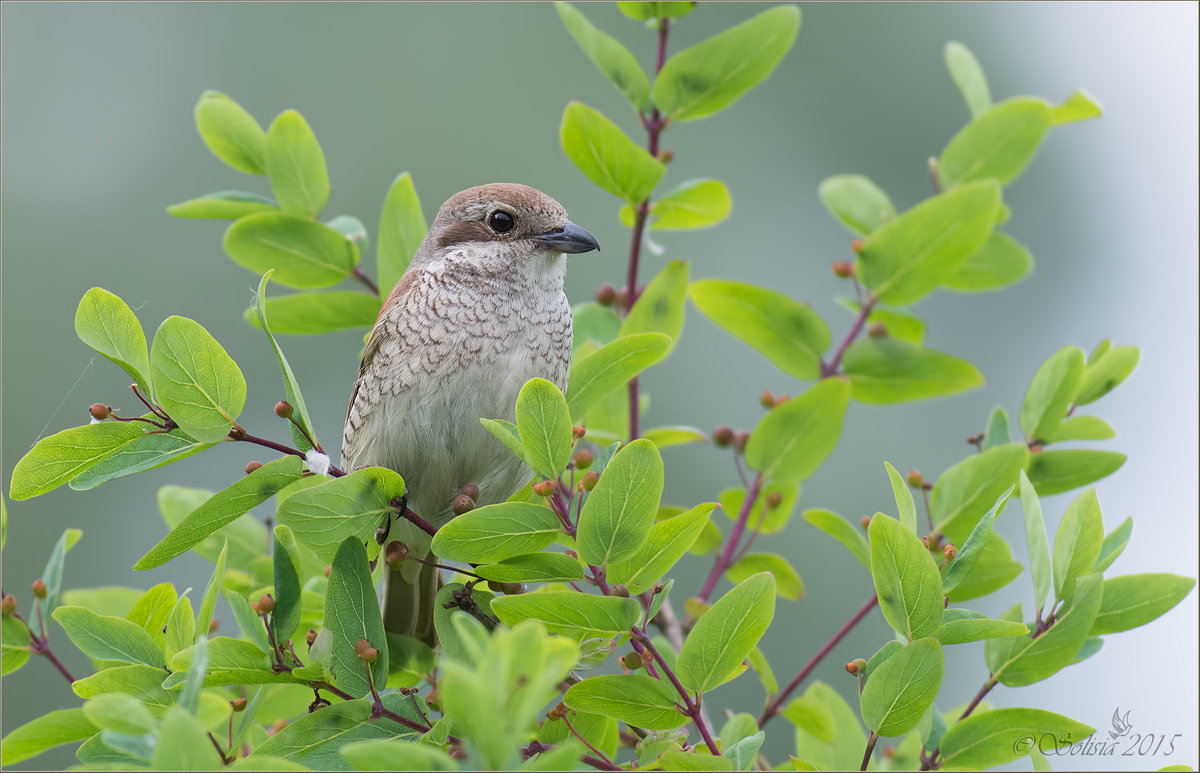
top-left (578, 438), bottom-right (663, 567)
top-left (51, 606), bottom-right (164, 667)
top-left (265, 110), bottom-right (330, 217)
top-left (194, 91), bottom-right (267, 175)
top-left (325, 537), bottom-right (389, 698)
top-left (224, 212), bottom-right (361, 289)
top-left (491, 592), bottom-right (639, 639)
top-left (277, 467), bottom-right (405, 563)
top-left (939, 708), bottom-right (1093, 769)
top-left (940, 98), bottom-right (1053, 188)
top-left (149, 315), bottom-right (245, 442)
top-left (1053, 489), bottom-right (1103, 602)
top-left (556, 3), bottom-right (651, 111)
top-left (516, 378), bottom-right (573, 480)
top-left (432, 502), bottom-right (561, 564)
top-left (943, 486), bottom-right (1013, 596)
top-left (1051, 89), bottom-right (1103, 125)
top-left (677, 572), bottom-right (775, 693)
top-left (869, 515), bottom-right (943, 640)
top-left (843, 338), bottom-right (983, 405)
top-left (728, 553), bottom-right (803, 601)
top-left (560, 101), bottom-right (664, 202)
top-left (0, 707), bottom-right (97, 766)
top-left (9, 422), bottom-right (146, 500)
top-left (1075, 344), bottom-right (1138, 406)
top-left (74, 288), bottom-right (152, 395)
top-left (168, 190), bottom-right (276, 220)
top-left (944, 42), bottom-right (991, 118)
top-left (1094, 516), bottom-right (1132, 573)
top-left (1026, 449), bottom-right (1127, 496)
top-left (745, 378), bottom-right (849, 485)
top-left (859, 638), bottom-right (943, 737)
top-left (1019, 470), bottom-right (1053, 613)
top-left (1090, 573), bottom-right (1196, 635)
top-left (1021, 346), bottom-right (1085, 441)
top-left (566, 333), bottom-right (670, 421)
top-left (476, 553), bottom-right (584, 584)
top-left (620, 260), bottom-right (689, 354)
top-left (818, 175), bottom-right (895, 235)
top-left (564, 673), bottom-right (687, 730)
top-left (944, 232), bottom-right (1033, 292)
top-left (609, 503), bottom-right (716, 593)
top-left (931, 442), bottom-right (1028, 545)
top-left (802, 509), bottom-right (870, 569)
top-left (376, 173), bottom-right (427, 295)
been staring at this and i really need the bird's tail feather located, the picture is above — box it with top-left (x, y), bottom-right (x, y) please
top-left (383, 559), bottom-right (439, 647)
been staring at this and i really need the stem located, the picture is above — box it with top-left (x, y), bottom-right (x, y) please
top-left (697, 472), bottom-right (764, 603)
top-left (208, 731), bottom-right (230, 764)
top-left (353, 267), bottom-right (380, 296)
top-left (8, 605), bottom-right (77, 683)
top-left (582, 755), bottom-right (623, 772)
top-left (389, 499), bottom-right (439, 538)
top-left (759, 594), bottom-right (879, 727)
top-left (287, 415), bottom-right (323, 454)
top-left (822, 294), bottom-right (878, 377)
top-left (638, 631), bottom-right (720, 756)
top-left (563, 713), bottom-right (614, 766)
top-left (921, 676), bottom-right (997, 770)
top-left (861, 731), bottom-right (878, 771)
top-left (38, 642), bottom-right (77, 684)
top-left (131, 383), bottom-right (171, 421)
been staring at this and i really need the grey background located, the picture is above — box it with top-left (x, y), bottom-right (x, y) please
top-left (2, 2), bottom-right (1196, 770)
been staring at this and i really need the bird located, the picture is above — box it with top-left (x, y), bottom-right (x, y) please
top-left (340, 183), bottom-right (599, 645)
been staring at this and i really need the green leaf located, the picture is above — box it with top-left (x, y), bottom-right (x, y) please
top-left (156, 485), bottom-right (267, 570)
top-left (930, 442), bottom-right (1028, 544)
top-left (609, 503), bottom-right (716, 594)
top-left (151, 706), bottom-right (224, 771)
top-left (71, 664), bottom-right (173, 705)
top-left (1075, 344), bottom-right (1138, 405)
top-left (9, 421), bottom-right (145, 500)
top-left (885, 462), bottom-right (918, 533)
top-left (2, 613), bottom-right (31, 675)
top-left (652, 6), bottom-right (800, 122)
top-left (196, 542), bottom-right (228, 644)
top-left (843, 338), bottom-right (983, 405)
top-left (983, 405), bottom-right (1011, 449)
top-left (943, 486), bottom-right (1013, 596)
top-left (1051, 89), bottom-right (1103, 125)
top-left (1094, 516), bottom-right (1132, 573)
top-left (677, 572), bottom-right (775, 693)
top-left (719, 482), bottom-right (799, 535)
top-left (918, 703), bottom-right (948, 753)
top-left (491, 592), bottom-right (640, 639)
top-left (244, 290), bottom-right (381, 336)
top-left (376, 173), bottom-right (427, 294)
top-left (168, 636), bottom-right (290, 687)
top-left (165, 595), bottom-right (195, 665)
top-left (933, 611), bottom-right (1028, 645)
top-left (1019, 470), bottom-right (1053, 613)
top-left (556, 3), bottom-right (650, 111)
top-left (136, 456), bottom-right (302, 569)
top-left (620, 259), bottom-right (689, 354)
top-left (277, 468), bottom-right (405, 563)
top-left (1026, 449), bottom-right (1127, 496)
top-left (939, 708), bottom-right (1093, 769)
top-left (566, 333), bottom-right (671, 421)
top-left (728, 553), bottom-right (803, 601)
top-left (225, 589), bottom-right (270, 653)
top-left (74, 288), bottom-right (152, 395)
top-left (616, 2), bottom-right (695, 19)
top-left (856, 180), bottom-right (1001, 306)
top-left (124, 582), bottom-right (176, 646)
top-left (642, 425), bottom-right (708, 450)
top-left (940, 98), bottom-right (1053, 188)
top-left (537, 709), bottom-right (616, 762)
top-left (659, 751), bottom-right (734, 771)
top-left (817, 175), bottom-right (896, 235)
top-left (688, 279), bottom-right (830, 380)
top-left (745, 378), bottom-right (849, 485)
top-left (36, 528), bottom-right (83, 619)
top-left (1043, 415), bottom-right (1115, 444)
top-left (790, 682), bottom-right (867, 771)
top-left (869, 515), bottom-right (943, 640)
top-left (224, 212), bottom-right (361, 289)
top-left (476, 553), bottom-right (584, 584)
top-left (168, 190), bottom-right (277, 219)
top-left (725, 731), bottom-right (764, 770)
top-left (939, 532), bottom-right (1023, 602)
top-left (1021, 346), bottom-right (1085, 441)
top-left (326, 215), bottom-right (369, 255)
top-left (802, 509), bottom-right (870, 569)
top-left (632, 179), bottom-right (733, 231)
top-left (516, 378), bottom-right (573, 479)
top-left (572, 302), bottom-right (621, 355)
top-left (432, 502), bottom-right (561, 564)
top-left (325, 537), bottom-right (389, 698)
top-left (341, 737), bottom-right (458, 771)
top-left (1053, 489), bottom-right (1103, 602)
top-left (432, 583), bottom-right (496, 663)
top-left (83, 694), bottom-right (158, 736)
top-left (272, 525), bottom-right (305, 644)
top-left (265, 110), bottom-right (330, 217)
top-left (252, 694), bottom-right (422, 765)
top-left (944, 232), bottom-right (1033, 292)
top-left (944, 42), bottom-right (991, 118)
top-left (1090, 573), bottom-right (1196, 635)
top-left (479, 418), bottom-right (530, 466)
top-left (835, 298), bottom-right (926, 346)
top-left (67, 428), bottom-right (216, 491)
top-left (51, 606), bottom-right (164, 667)
top-left (253, 272), bottom-right (321, 451)
top-left (149, 315), bottom-right (245, 442)
top-left (194, 91), bottom-right (267, 175)
top-left (560, 101), bottom-right (664, 202)
top-left (564, 673), bottom-right (687, 730)
top-left (859, 638), bottom-right (943, 737)
top-left (986, 573), bottom-right (1103, 686)
top-left (578, 438), bottom-right (663, 566)
top-left (0, 707), bottom-right (97, 766)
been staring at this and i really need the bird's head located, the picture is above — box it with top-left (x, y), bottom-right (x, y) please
top-left (420, 183), bottom-right (600, 271)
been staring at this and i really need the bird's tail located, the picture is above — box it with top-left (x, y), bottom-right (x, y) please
top-left (383, 559), bottom-right (439, 647)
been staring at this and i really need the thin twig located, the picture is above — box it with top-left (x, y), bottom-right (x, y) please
top-left (822, 295), bottom-right (878, 377)
top-left (353, 267), bottom-right (381, 297)
top-left (637, 630), bottom-right (720, 756)
top-left (861, 731), bottom-right (878, 771)
top-left (697, 472), bottom-right (764, 603)
top-left (563, 713), bottom-right (615, 767)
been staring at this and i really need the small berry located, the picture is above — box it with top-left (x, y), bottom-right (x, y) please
top-left (425, 689), bottom-right (440, 710)
top-left (460, 482), bottom-right (480, 502)
top-left (231, 698), bottom-right (248, 712)
top-left (581, 471), bottom-right (600, 491)
top-left (274, 400), bottom-right (293, 419)
top-left (853, 658), bottom-right (868, 673)
top-left (831, 260), bottom-right (854, 278)
top-left (32, 579), bottom-right (47, 600)
top-left (573, 449), bottom-right (593, 469)
top-left (774, 394), bottom-right (792, 407)
top-left (622, 651), bottom-right (644, 670)
top-left (208, 618), bottom-right (219, 634)
top-left (89, 403), bottom-right (110, 420)
top-left (861, 515), bottom-right (872, 529)
top-left (306, 628), bottom-right (317, 647)
top-left (2, 595), bottom-right (16, 615)
top-left (713, 426), bottom-right (734, 447)
top-left (354, 639), bottom-right (378, 663)
top-left (657, 149), bottom-right (674, 163)
top-left (493, 582), bottom-right (526, 596)
top-left (732, 430), bottom-right (750, 453)
top-left (385, 541), bottom-right (407, 570)
top-left (572, 425), bottom-right (586, 440)
top-left (944, 544), bottom-right (957, 561)
top-left (905, 469), bottom-right (924, 488)
top-left (760, 390), bottom-right (775, 409)
top-left (532, 480), bottom-right (555, 497)
top-left (595, 284), bottom-right (616, 306)
top-left (245, 461), bottom-right (263, 475)
top-left (1030, 443), bottom-right (1044, 454)
top-left (614, 288), bottom-right (629, 311)
top-left (269, 718), bottom-right (288, 736)
top-left (565, 549), bottom-right (578, 560)
top-left (850, 239), bottom-right (864, 253)
top-left (845, 661), bottom-right (859, 675)
top-left (612, 584), bottom-right (630, 598)
top-left (766, 491), bottom-right (783, 509)
top-left (452, 494), bottom-right (475, 516)
top-left (867, 321), bottom-right (888, 338)
top-left (258, 594), bottom-right (275, 615)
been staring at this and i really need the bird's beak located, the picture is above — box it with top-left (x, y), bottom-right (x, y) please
top-left (534, 221), bottom-right (600, 254)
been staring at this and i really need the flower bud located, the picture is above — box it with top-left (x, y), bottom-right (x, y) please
top-left (452, 494), bottom-right (475, 516)
top-left (713, 426), bottom-right (734, 447)
top-left (853, 658), bottom-right (868, 673)
top-left (460, 482), bottom-right (480, 502)
top-left (258, 594), bottom-right (275, 615)
top-left (944, 544), bottom-right (957, 561)
top-left (89, 403), bottom-right (111, 420)
top-left (32, 579), bottom-right (47, 600)
top-left (845, 661), bottom-right (859, 675)
top-left (905, 469), bottom-right (924, 488)
top-left (493, 582), bottom-right (526, 596)
top-left (274, 400), bottom-right (293, 419)
top-left (614, 288), bottom-right (629, 311)
top-left (385, 541), bottom-right (407, 570)
top-left (228, 426), bottom-right (246, 441)
top-left (532, 480), bottom-right (555, 497)
top-left (572, 449), bottom-right (593, 469)
top-left (867, 321), bottom-right (888, 338)
top-left (766, 491), bottom-right (783, 509)
top-left (612, 584), bottom-right (630, 598)
top-left (572, 425), bottom-right (586, 440)
top-left (209, 618), bottom-right (219, 635)
top-left (773, 394), bottom-right (791, 407)
top-left (565, 549), bottom-right (578, 560)
top-left (851, 239), bottom-right (864, 253)
top-left (732, 430), bottom-right (750, 453)
top-left (2, 595), bottom-right (16, 615)
top-left (622, 651), bottom-right (644, 670)
top-left (581, 471), bottom-right (600, 491)
top-left (354, 638), bottom-right (378, 663)
top-left (831, 260), bottom-right (854, 278)
top-left (245, 461), bottom-right (263, 475)
top-left (861, 515), bottom-right (872, 530)
top-left (595, 284), bottom-right (617, 306)
top-left (231, 698), bottom-right (248, 712)
top-left (269, 718), bottom-right (288, 736)
top-left (657, 149), bottom-right (675, 163)
top-left (306, 628), bottom-right (318, 647)
top-left (425, 689), bottom-right (440, 711)
top-left (760, 390), bottom-right (775, 409)
top-left (1030, 443), bottom-right (1044, 454)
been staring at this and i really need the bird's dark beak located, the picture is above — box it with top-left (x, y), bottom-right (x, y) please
top-left (534, 221), bottom-right (600, 254)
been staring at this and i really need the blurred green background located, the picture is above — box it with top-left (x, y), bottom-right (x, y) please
top-left (2, 2), bottom-right (1196, 769)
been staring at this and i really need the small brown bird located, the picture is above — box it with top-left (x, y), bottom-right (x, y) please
top-left (341, 183), bottom-right (599, 643)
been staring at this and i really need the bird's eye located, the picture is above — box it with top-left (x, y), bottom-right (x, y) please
top-left (488, 210), bottom-right (515, 234)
